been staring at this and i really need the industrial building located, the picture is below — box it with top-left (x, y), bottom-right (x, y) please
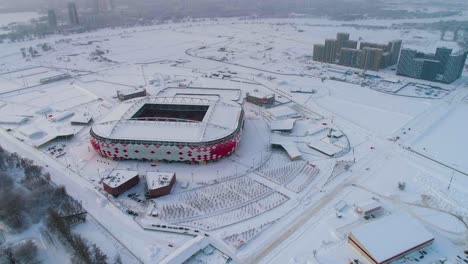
top-left (90, 97), bottom-right (244, 163)
top-left (397, 47), bottom-right (467, 84)
top-left (146, 171), bottom-right (176, 197)
top-left (313, 33), bottom-right (402, 71)
top-left (348, 214), bottom-right (435, 264)
top-left (102, 170), bottom-right (140, 196)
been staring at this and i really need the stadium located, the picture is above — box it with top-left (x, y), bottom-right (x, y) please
top-left (90, 96), bottom-right (244, 163)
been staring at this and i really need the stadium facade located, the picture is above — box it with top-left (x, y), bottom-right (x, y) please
top-left (90, 97), bottom-right (244, 163)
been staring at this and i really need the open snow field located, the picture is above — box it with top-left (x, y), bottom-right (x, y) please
top-left (413, 104), bottom-right (468, 174)
top-left (0, 14), bottom-right (467, 264)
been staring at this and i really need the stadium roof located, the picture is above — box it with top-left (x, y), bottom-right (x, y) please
top-left (92, 97), bottom-right (243, 143)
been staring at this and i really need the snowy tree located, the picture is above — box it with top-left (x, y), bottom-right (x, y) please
top-left (12, 240), bottom-right (39, 264)
top-left (90, 244), bottom-right (108, 264)
top-left (113, 254), bottom-right (123, 264)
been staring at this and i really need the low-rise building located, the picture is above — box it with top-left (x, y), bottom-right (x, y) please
top-left (355, 201), bottom-right (383, 218)
top-left (102, 170), bottom-right (139, 197)
top-left (348, 214), bottom-right (434, 264)
top-left (117, 88), bottom-right (147, 102)
top-left (246, 92), bottom-right (275, 106)
top-left (146, 171), bottom-right (176, 198)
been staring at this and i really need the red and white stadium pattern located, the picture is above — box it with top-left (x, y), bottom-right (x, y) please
top-left (90, 131), bottom-right (242, 163)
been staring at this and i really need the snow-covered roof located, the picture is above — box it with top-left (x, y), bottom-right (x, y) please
top-left (50, 111), bottom-right (74, 122)
top-left (103, 169), bottom-right (138, 188)
top-left (329, 129), bottom-right (343, 138)
top-left (269, 119), bottom-right (296, 131)
top-left (357, 201), bottom-right (382, 214)
top-left (71, 112), bottom-right (92, 124)
top-left (267, 105), bottom-right (299, 119)
top-left (31, 128), bottom-right (75, 147)
top-left (349, 214), bottom-right (434, 264)
top-left (308, 139), bottom-right (342, 156)
top-left (247, 91), bottom-right (274, 99)
top-left (18, 125), bottom-right (45, 139)
top-left (271, 135), bottom-right (301, 160)
top-left (92, 97), bottom-right (243, 143)
top-left (290, 87), bottom-right (317, 93)
top-left (146, 171), bottom-right (175, 190)
top-left (0, 116), bottom-right (29, 125)
top-left (334, 200), bottom-right (347, 212)
top-left (158, 87), bottom-right (242, 101)
top-left (35, 107), bottom-right (52, 115)
top-left (118, 88), bottom-right (146, 96)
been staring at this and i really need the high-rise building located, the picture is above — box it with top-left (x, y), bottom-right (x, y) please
top-left (343, 40), bottom-right (358, 49)
top-left (68, 2), bottom-right (80, 25)
top-left (339, 48), bottom-right (364, 68)
top-left (362, 48), bottom-right (383, 71)
top-left (313, 44), bottom-right (325, 62)
top-left (324, 39), bottom-right (337, 63)
top-left (312, 33), bottom-right (402, 71)
top-left (336, 32), bottom-right (350, 55)
top-left (96, 0), bottom-right (113, 13)
top-left (389, 40), bottom-right (402, 65)
top-left (360, 42), bottom-right (389, 52)
top-left (47, 9), bottom-right (57, 27)
top-left (434, 47), bottom-right (452, 69)
top-left (397, 47), bottom-right (467, 84)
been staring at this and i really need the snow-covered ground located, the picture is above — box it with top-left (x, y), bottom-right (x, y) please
top-left (0, 13), bottom-right (467, 264)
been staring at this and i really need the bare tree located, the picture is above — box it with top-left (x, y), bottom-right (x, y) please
top-left (90, 244), bottom-right (108, 264)
top-left (12, 240), bottom-right (39, 264)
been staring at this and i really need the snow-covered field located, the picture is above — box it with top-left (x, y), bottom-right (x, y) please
top-left (0, 13), bottom-right (467, 264)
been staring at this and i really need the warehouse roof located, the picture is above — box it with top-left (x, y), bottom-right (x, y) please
top-left (349, 214), bottom-right (434, 264)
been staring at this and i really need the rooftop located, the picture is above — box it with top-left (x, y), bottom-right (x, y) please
top-left (269, 119), bottom-right (296, 131)
top-left (102, 169), bottom-right (138, 188)
top-left (267, 105), bottom-right (298, 119)
top-left (350, 214), bottom-right (434, 263)
top-left (146, 171), bottom-right (175, 190)
top-left (92, 97), bottom-right (243, 143)
top-left (71, 112), bottom-right (92, 124)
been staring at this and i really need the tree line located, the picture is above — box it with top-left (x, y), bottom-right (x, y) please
top-left (0, 146), bottom-right (120, 264)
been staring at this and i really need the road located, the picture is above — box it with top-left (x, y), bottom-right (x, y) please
top-left (0, 128), bottom-right (186, 263)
